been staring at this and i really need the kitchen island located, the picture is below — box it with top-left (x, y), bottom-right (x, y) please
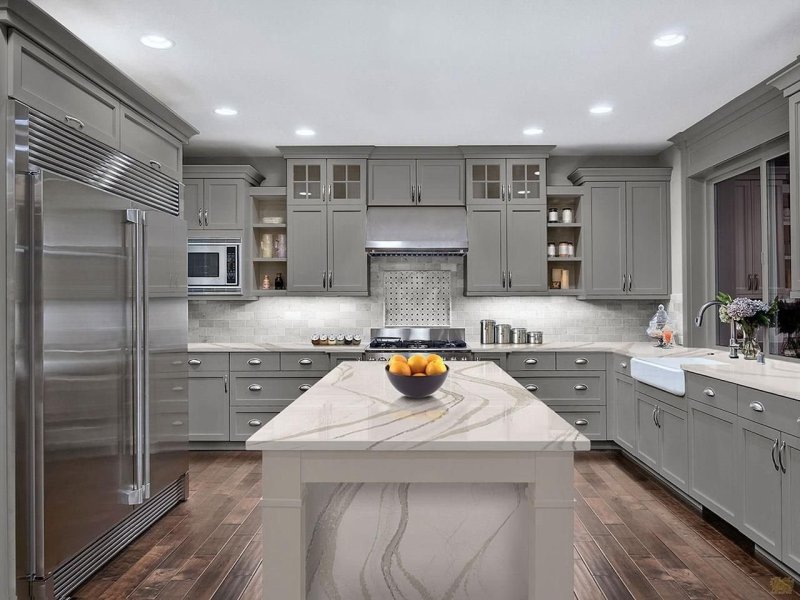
top-left (246, 361), bottom-right (590, 600)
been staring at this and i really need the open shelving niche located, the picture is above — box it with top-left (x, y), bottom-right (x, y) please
top-left (545, 186), bottom-right (584, 295)
top-left (249, 186), bottom-right (289, 296)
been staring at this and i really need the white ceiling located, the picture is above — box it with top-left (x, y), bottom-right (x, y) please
top-left (32, 0), bottom-right (800, 156)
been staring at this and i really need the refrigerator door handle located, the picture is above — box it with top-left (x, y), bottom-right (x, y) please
top-left (141, 212), bottom-right (151, 500)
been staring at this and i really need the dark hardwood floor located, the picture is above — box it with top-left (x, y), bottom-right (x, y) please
top-left (73, 450), bottom-right (800, 599)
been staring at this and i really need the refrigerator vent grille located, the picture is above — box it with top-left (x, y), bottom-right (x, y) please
top-left (27, 110), bottom-right (181, 216)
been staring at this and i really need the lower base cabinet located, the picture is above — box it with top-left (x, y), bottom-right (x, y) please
top-left (783, 433), bottom-right (800, 574)
top-left (635, 392), bottom-right (688, 492)
top-left (551, 405), bottom-right (606, 440)
top-left (230, 407), bottom-right (286, 442)
top-left (612, 372), bottom-right (636, 453)
top-left (688, 399), bottom-right (739, 522)
top-left (188, 374), bottom-right (229, 442)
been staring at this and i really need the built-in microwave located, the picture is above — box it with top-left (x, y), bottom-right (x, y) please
top-left (188, 238), bottom-right (242, 295)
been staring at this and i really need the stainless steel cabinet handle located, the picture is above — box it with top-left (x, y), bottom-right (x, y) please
top-left (322, 271), bottom-right (327, 289)
top-left (575, 358), bottom-right (588, 365)
top-left (248, 419), bottom-right (263, 427)
top-left (507, 184), bottom-right (511, 200)
top-left (502, 271), bottom-right (506, 288)
top-left (747, 274), bottom-right (753, 290)
top-left (620, 362), bottom-right (628, 369)
top-left (188, 359), bottom-right (202, 365)
top-left (298, 358), bottom-right (313, 365)
top-left (628, 273), bottom-right (632, 291)
top-left (172, 386), bottom-right (184, 392)
top-left (703, 388), bottom-right (715, 397)
top-left (779, 441), bottom-right (787, 473)
top-left (149, 159), bottom-right (162, 171)
top-left (772, 437), bottom-right (780, 471)
top-left (574, 419), bottom-right (588, 427)
top-left (655, 407), bottom-right (661, 428)
top-left (328, 183), bottom-right (332, 201)
top-left (248, 384), bottom-right (263, 392)
top-left (247, 358), bottom-right (262, 366)
top-left (524, 358), bottom-right (538, 365)
top-left (749, 401), bottom-right (765, 413)
top-left (198, 209), bottom-right (203, 226)
top-left (501, 185), bottom-right (505, 201)
top-left (652, 407), bottom-right (658, 427)
top-left (622, 274), bottom-right (627, 291)
top-left (64, 114), bottom-right (85, 129)
top-left (410, 184), bottom-right (414, 202)
top-left (525, 384), bottom-right (538, 392)
top-left (223, 375), bottom-right (228, 393)
top-left (754, 274), bottom-right (759, 290)
top-left (508, 271), bottom-right (512, 288)
top-left (328, 271), bottom-right (333, 288)
top-left (298, 384), bottom-right (312, 392)
top-left (203, 209), bottom-right (209, 226)
top-left (172, 420), bottom-right (184, 427)
top-left (574, 384), bottom-right (588, 391)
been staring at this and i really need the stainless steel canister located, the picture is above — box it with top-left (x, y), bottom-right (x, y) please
top-left (494, 324), bottom-right (511, 344)
top-left (528, 331), bottom-right (543, 344)
top-left (480, 319), bottom-right (496, 344)
top-left (511, 328), bottom-right (527, 344)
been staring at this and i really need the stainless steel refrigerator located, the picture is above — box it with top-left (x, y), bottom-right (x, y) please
top-left (13, 102), bottom-right (189, 599)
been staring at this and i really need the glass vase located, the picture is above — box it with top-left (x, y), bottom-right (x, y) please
top-left (739, 323), bottom-right (760, 360)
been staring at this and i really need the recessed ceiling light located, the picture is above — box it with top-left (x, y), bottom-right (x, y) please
top-left (295, 128), bottom-right (316, 136)
top-left (214, 107), bottom-right (238, 116)
top-left (589, 104), bottom-right (613, 115)
top-left (523, 127), bottom-right (544, 136)
top-left (140, 34), bottom-right (174, 50)
top-left (653, 33), bottom-right (686, 47)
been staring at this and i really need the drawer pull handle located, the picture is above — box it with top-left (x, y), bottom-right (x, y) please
top-left (298, 384), bottom-right (312, 392)
top-left (702, 387), bottom-right (715, 397)
top-left (64, 115), bottom-right (85, 129)
top-left (149, 159), bottom-right (163, 170)
top-left (574, 419), bottom-right (588, 426)
top-left (749, 401), bottom-right (765, 413)
top-left (248, 419), bottom-right (263, 427)
top-left (248, 384), bottom-right (263, 392)
top-left (574, 384), bottom-right (588, 391)
top-left (524, 358), bottom-right (538, 365)
top-left (172, 386), bottom-right (184, 392)
top-left (298, 358), bottom-right (313, 366)
top-left (620, 362), bottom-right (628, 369)
top-left (525, 384), bottom-right (539, 392)
top-left (575, 358), bottom-right (588, 365)
top-left (171, 420), bottom-right (184, 426)
top-left (187, 359), bottom-right (202, 366)
top-left (248, 358), bottom-right (262, 366)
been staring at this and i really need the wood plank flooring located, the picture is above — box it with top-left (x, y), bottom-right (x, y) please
top-left (73, 450), bottom-right (800, 599)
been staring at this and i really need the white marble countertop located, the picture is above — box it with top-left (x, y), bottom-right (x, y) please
top-left (188, 342), bottom-right (365, 353)
top-left (246, 361), bottom-right (591, 452)
top-left (471, 341), bottom-right (714, 357)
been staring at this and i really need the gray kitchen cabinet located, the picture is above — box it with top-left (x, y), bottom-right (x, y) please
top-left (287, 204), bottom-right (368, 295)
top-left (658, 402), bottom-right (688, 491)
top-left (182, 166), bottom-right (261, 232)
top-left (465, 204), bottom-right (546, 295)
top-left (612, 372), bottom-right (636, 453)
top-left (738, 418), bottom-right (782, 555)
top-left (230, 407), bottom-right (283, 442)
top-left (288, 159), bottom-right (326, 205)
top-left (635, 393), bottom-right (660, 470)
top-left (369, 159), bottom-right (463, 206)
top-left (287, 205), bottom-right (328, 292)
top-left (204, 179), bottom-right (245, 229)
top-left (327, 205), bottom-right (368, 293)
top-left (120, 105), bottom-right (182, 180)
top-left (626, 181), bottom-right (670, 295)
top-left (552, 406), bottom-right (606, 441)
top-left (782, 432), bottom-right (800, 575)
top-left (183, 179), bottom-right (204, 230)
top-left (188, 373), bottom-right (229, 442)
top-left (288, 159), bottom-right (367, 206)
top-left (466, 158), bottom-right (546, 205)
top-left (586, 182), bottom-right (627, 294)
top-left (687, 399), bottom-right (739, 523)
top-left (327, 159), bottom-right (367, 205)
top-left (331, 353), bottom-right (364, 365)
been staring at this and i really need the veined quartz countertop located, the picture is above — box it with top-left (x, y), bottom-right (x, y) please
top-left (188, 342), bottom-right (365, 353)
top-left (245, 361), bottom-right (591, 452)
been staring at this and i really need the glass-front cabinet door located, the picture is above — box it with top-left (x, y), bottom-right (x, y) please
top-left (466, 159), bottom-right (505, 204)
top-left (288, 159), bottom-right (326, 205)
top-left (507, 159), bottom-right (544, 204)
top-left (327, 159), bottom-right (366, 205)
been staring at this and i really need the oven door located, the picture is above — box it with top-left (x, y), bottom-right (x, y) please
top-left (188, 239), bottom-right (241, 294)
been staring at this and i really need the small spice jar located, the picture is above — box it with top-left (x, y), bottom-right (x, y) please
top-left (336, 334), bottom-right (345, 345)
top-left (547, 242), bottom-right (557, 257)
top-left (558, 241), bottom-right (570, 257)
top-left (327, 336), bottom-right (337, 345)
top-left (344, 334), bottom-right (354, 345)
top-left (319, 335), bottom-right (328, 345)
top-left (547, 207), bottom-right (560, 223)
top-left (561, 208), bottom-right (574, 223)
top-left (353, 335), bottom-right (362, 346)
top-left (311, 334), bottom-right (321, 346)
top-left (566, 242), bottom-right (575, 257)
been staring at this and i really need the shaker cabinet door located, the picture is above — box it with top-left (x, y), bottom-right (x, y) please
top-left (782, 432), bottom-right (800, 575)
top-left (506, 206), bottom-right (547, 293)
top-left (416, 159), bottom-right (464, 206)
top-left (635, 393), bottom-right (660, 470)
top-left (658, 403), bottom-right (688, 492)
top-left (183, 179), bottom-right (204, 230)
top-left (587, 182), bottom-right (627, 295)
top-left (287, 205), bottom-right (328, 292)
top-left (626, 181), bottom-right (669, 295)
top-left (327, 205), bottom-right (368, 293)
top-left (613, 374), bottom-right (636, 453)
top-left (327, 159), bottom-right (366, 205)
top-left (188, 375), bottom-right (229, 442)
top-left (467, 159), bottom-right (506, 205)
top-left (288, 159), bottom-right (326, 205)
top-left (204, 179), bottom-right (245, 229)
top-left (506, 159), bottom-right (544, 204)
top-left (368, 160), bottom-right (416, 206)
top-left (466, 206), bottom-right (506, 293)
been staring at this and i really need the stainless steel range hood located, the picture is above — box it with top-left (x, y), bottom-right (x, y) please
top-left (365, 207), bottom-right (469, 256)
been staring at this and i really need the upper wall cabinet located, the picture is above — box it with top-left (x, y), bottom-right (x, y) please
top-left (467, 158), bottom-right (546, 205)
top-left (287, 158), bottom-right (366, 205)
top-left (183, 166), bottom-right (262, 231)
top-left (569, 168), bottom-right (671, 298)
top-left (369, 159), bottom-right (464, 206)
top-left (120, 106), bottom-right (183, 180)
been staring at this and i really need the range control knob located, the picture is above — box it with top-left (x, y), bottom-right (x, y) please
top-left (378, 356), bottom-right (388, 361)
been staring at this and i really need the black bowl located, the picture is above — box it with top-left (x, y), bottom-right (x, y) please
top-left (385, 364), bottom-right (449, 399)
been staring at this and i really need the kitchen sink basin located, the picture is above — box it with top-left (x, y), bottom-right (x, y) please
top-left (630, 356), bottom-right (725, 396)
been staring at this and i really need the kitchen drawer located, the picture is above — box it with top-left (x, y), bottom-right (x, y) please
top-left (230, 352), bottom-right (280, 372)
top-left (556, 352), bottom-right (606, 371)
top-left (280, 352), bottom-right (330, 372)
top-left (11, 33), bottom-right (120, 148)
top-left (187, 352), bottom-right (229, 373)
top-left (232, 375), bottom-right (320, 405)
top-left (230, 407), bottom-right (288, 442)
top-left (516, 373), bottom-right (606, 405)
top-left (475, 352), bottom-right (507, 370)
top-left (738, 387), bottom-right (800, 436)
top-left (120, 105), bottom-right (182, 180)
top-left (552, 406), bottom-right (606, 440)
top-left (331, 353), bottom-right (364, 366)
top-left (686, 373), bottom-right (737, 414)
top-left (612, 354), bottom-right (632, 376)
top-left (506, 352), bottom-right (556, 372)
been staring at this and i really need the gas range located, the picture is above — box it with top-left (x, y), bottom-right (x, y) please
top-left (365, 327), bottom-right (474, 361)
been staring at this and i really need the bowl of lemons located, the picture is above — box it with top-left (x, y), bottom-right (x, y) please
top-left (385, 353), bottom-right (449, 399)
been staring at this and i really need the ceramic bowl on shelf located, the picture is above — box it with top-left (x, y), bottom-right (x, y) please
top-left (385, 365), bottom-right (449, 399)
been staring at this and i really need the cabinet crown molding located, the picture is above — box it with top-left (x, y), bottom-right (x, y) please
top-left (183, 164), bottom-right (263, 185)
top-left (458, 145), bottom-right (555, 159)
top-left (277, 145), bottom-right (556, 160)
top-left (568, 167), bottom-right (672, 185)
top-left (277, 146), bottom-right (374, 159)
